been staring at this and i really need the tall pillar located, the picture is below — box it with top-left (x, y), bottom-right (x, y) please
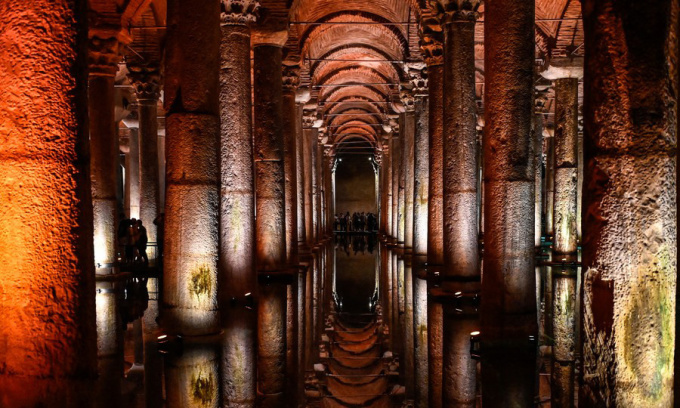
top-left (482, 0), bottom-right (537, 404)
top-left (397, 116), bottom-right (406, 246)
top-left (218, 1), bottom-right (259, 406)
top-left (580, 1), bottom-right (677, 406)
top-left (315, 132), bottom-right (324, 240)
top-left (253, 42), bottom-right (288, 408)
top-left (0, 1), bottom-right (96, 405)
top-left (311, 128), bottom-right (320, 243)
top-left (89, 29), bottom-right (127, 275)
top-left (541, 63), bottom-right (581, 408)
top-left (409, 64), bottom-right (430, 408)
top-left (163, 0), bottom-right (221, 335)
top-left (129, 65), bottom-right (161, 250)
top-left (282, 64), bottom-right (300, 408)
top-left (435, 2), bottom-right (481, 405)
top-left (419, 20), bottom-right (445, 408)
top-left (385, 136), bottom-right (394, 237)
top-left (302, 111), bottom-right (316, 246)
top-left (400, 88), bottom-right (416, 251)
top-left (391, 127), bottom-right (401, 241)
top-left (296, 94), bottom-right (310, 253)
top-left (124, 125), bottom-right (141, 219)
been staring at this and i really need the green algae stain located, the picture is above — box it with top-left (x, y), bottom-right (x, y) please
top-left (191, 370), bottom-right (216, 406)
top-left (189, 264), bottom-right (213, 298)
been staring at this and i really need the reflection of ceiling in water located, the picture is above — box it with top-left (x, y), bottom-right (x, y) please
top-left (334, 235), bottom-right (379, 314)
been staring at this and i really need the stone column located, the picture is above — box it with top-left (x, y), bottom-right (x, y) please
top-left (163, 0), bottom-right (221, 335)
top-left (315, 133), bottom-right (324, 240)
top-left (542, 62), bottom-right (581, 408)
top-left (311, 128), bottom-right (320, 243)
top-left (282, 64), bottom-right (300, 408)
top-left (253, 42), bottom-right (288, 408)
top-left (218, 1), bottom-right (259, 406)
top-left (385, 136), bottom-right (394, 238)
top-left (419, 20), bottom-right (445, 408)
top-left (302, 111), bottom-right (316, 246)
top-left (165, 342), bottom-right (220, 408)
top-left (123, 124), bottom-right (141, 219)
top-left (580, 1), bottom-right (677, 406)
top-left (0, 1), bottom-right (96, 405)
top-left (544, 127), bottom-right (555, 239)
top-left (89, 30), bottom-right (126, 275)
top-left (296, 93), bottom-right (310, 253)
top-left (391, 127), bottom-right (401, 241)
top-left (397, 116), bottom-right (406, 246)
top-left (400, 88), bottom-right (416, 252)
top-left (129, 65), bottom-right (161, 252)
top-left (482, 0), bottom-right (537, 405)
top-left (435, 2), bottom-right (481, 405)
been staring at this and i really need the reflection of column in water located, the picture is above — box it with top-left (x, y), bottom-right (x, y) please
top-left (165, 342), bottom-right (219, 408)
top-left (143, 278), bottom-right (164, 408)
top-left (403, 261), bottom-right (415, 398)
top-left (551, 269), bottom-right (576, 407)
top-left (443, 310), bottom-right (478, 407)
top-left (413, 264), bottom-right (429, 407)
top-left (95, 280), bottom-right (124, 408)
top-left (428, 298), bottom-right (444, 408)
top-left (481, 346), bottom-right (537, 408)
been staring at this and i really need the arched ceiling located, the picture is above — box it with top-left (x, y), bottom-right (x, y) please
top-left (98, 0), bottom-right (584, 156)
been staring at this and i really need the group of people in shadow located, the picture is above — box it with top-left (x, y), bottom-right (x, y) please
top-left (334, 211), bottom-right (378, 232)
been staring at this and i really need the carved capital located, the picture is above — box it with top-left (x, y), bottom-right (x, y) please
top-left (419, 17), bottom-right (444, 66)
top-left (431, 0), bottom-right (481, 23)
top-left (406, 63), bottom-right (428, 96)
top-left (399, 83), bottom-right (416, 112)
top-left (128, 64), bottom-right (162, 101)
top-left (88, 35), bottom-right (124, 76)
top-left (302, 111), bottom-right (317, 128)
top-left (220, 0), bottom-right (259, 25)
top-left (282, 65), bottom-right (301, 92)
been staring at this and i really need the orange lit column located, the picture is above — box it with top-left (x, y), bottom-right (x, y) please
top-left (311, 128), bottom-right (320, 243)
top-left (419, 20), bottom-right (445, 408)
top-left (296, 94), bottom-right (310, 253)
top-left (580, 1), bottom-right (677, 405)
top-left (162, 0), bottom-right (221, 335)
top-left (253, 42), bottom-right (288, 408)
top-left (315, 132), bottom-right (325, 240)
top-left (482, 0), bottom-right (537, 405)
top-left (436, 2), bottom-right (481, 405)
top-left (409, 63), bottom-right (430, 407)
top-left (541, 63), bottom-right (581, 408)
top-left (89, 30), bottom-right (127, 276)
top-left (282, 64), bottom-right (300, 408)
top-left (391, 127), bottom-right (401, 242)
top-left (302, 111), bottom-right (317, 246)
top-left (384, 136), bottom-right (394, 238)
top-left (218, 1), bottom-right (259, 406)
top-left (0, 1), bottom-right (96, 405)
top-left (128, 65), bottom-right (161, 253)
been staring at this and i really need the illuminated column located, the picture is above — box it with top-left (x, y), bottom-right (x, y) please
top-left (129, 65), bottom-right (161, 249)
top-left (163, 0), bottom-right (221, 335)
top-left (282, 65), bottom-right (300, 408)
top-left (253, 42), bottom-right (288, 408)
top-left (391, 127), bottom-right (401, 241)
top-left (302, 111), bottom-right (317, 246)
top-left (385, 136), bottom-right (394, 237)
top-left (482, 0), bottom-right (537, 405)
top-left (0, 1), bottom-right (96, 405)
top-left (315, 131), bottom-right (324, 240)
top-left (397, 116), bottom-right (406, 246)
top-left (544, 128), bottom-right (555, 239)
top-left (123, 124), bottom-right (141, 219)
top-left (296, 92), bottom-right (311, 253)
top-left (580, 1), bottom-right (677, 406)
top-left (89, 29), bottom-right (127, 275)
top-left (400, 88), bottom-right (416, 251)
top-left (541, 63), bottom-right (581, 408)
top-left (94, 281), bottom-right (125, 408)
top-left (419, 19), bottom-right (445, 408)
top-left (533, 97), bottom-right (546, 249)
top-left (218, 1), bottom-right (259, 405)
top-left (311, 128), bottom-right (320, 243)
top-left (323, 145), bottom-right (334, 237)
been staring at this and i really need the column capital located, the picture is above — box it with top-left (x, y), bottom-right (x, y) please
top-left (399, 83), bottom-right (416, 112)
top-left (431, 0), bottom-right (481, 23)
top-left (540, 57), bottom-right (584, 80)
top-left (128, 64), bottom-right (162, 102)
top-left (302, 111), bottom-right (317, 128)
top-left (88, 30), bottom-right (126, 76)
top-left (220, 0), bottom-right (259, 25)
top-left (406, 63), bottom-right (428, 97)
top-left (419, 17), bottom-right (444, 67)
top-left (282, 65), bottom-right (300, 93)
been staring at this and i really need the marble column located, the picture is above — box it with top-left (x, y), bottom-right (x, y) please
top-left (419, 20), bottom-right (445, 408)
top-left (580, 1), bottom-right (677, 406)
top-left (129, 65), bottom-right (162, 251)
top-left (124, 125), bottom-right (141, 219)
top-left (89, 31), bottom-right (126, 276)
top-left (296, 93), bottom-right (310, 253)
top-left (400, 88), bottom-right (416, 252)
top-left (0, 1), bottom-right (96, 405)
top-left (482, 0), bottom-right (537, 404)
top-left (163, 0), bottom-right (221, 335)
top-left (253, 42), bottom-right (288, 408)
top-left (302, 111), bottom-right (317, 247)
top-left (409, 63), bottom-right (430, 408)
top-left (391, 127), bottom-right (401, 241)
top-left (218, 2), bottom-right (259, 406)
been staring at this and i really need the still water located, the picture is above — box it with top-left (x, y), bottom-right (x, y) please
top-left (105, 234), bottom-right (575, 407)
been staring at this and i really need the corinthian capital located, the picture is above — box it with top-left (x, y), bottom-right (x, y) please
top-left (430, 0), bottom-right (481, 23)
top-left (400, 84), bottom-right (416, 112)
top-left (220, 0), bottom-right (259, 25)
top-left (302, 110), bottom-right (317, 128)
top-left (282, 65), bottom-right (301, 92)
top-left (419, 17), bottom-right (444, 66)
top-left (128, 64), bottom-right (162, 101)
top-left (406, 63), bottom-right (428, 97)
top-left (88, 34), bottom-right (124, 76)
